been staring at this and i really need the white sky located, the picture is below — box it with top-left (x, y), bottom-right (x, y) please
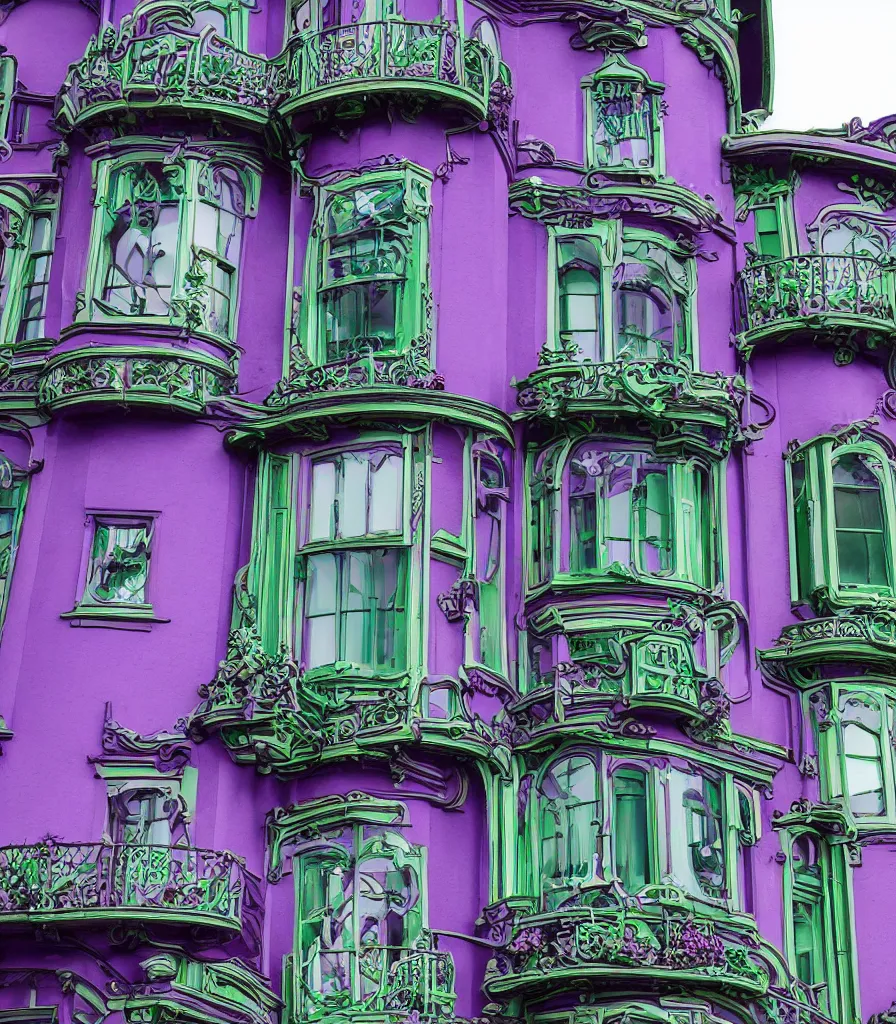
top-left (766, 0), bottom-right (896, 130)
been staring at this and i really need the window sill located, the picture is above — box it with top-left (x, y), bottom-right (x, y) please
top-left (61, 605), bottom-right (170, 631)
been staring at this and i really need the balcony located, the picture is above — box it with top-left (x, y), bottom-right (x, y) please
top-left (285, 942), bottom-right (455, 1022)
top-left (483, 891), bottom-right (769, 1000)
top-left (0, 841), bottom-right (261, 937)
top-left (54, 27), bottom-right (283, 132)
top-left (735, 253), bottom-right (896, 355)
top-left (281, 20), bottom-right (496, 121)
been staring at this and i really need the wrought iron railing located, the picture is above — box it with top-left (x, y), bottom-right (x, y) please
top-left (736, 253), bottom-right (894, 338)
top-left (292, 943), bottom-right (456, 1020)
top-left (286, 20), bottom-right (492, 114)
top-left (0, 841), bottom-right (255, 930)
top-left (55, 28), bottom-right (282, 129)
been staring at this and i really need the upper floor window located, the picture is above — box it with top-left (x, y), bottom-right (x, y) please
top-left (532, 750), bottom-right (755, 910)
top-left (0, 460), bottom-right (29, 645)
top-left (301, 446), bottom-right (408, 674)
top-left (0, 184), bottom-right (58, 348)
top-left (472, 449), bottom-right (508, 675)
top-left (583, 55), bottom-right (665, 177)
top-left (84, 151), bottom-right (257, 339)
top-left (787, 429), bottom-right (896, 613)
top-left (551, 224), bottom-right (695, 364)
top-left (528, 439), bottom-right (718, 590)
top-left (125, 0), bottom-right (248, 45)
top-left (301, 166), bottom-right (431, 366)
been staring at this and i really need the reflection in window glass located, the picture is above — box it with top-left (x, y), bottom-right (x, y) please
top-left (309, 450), bottom-right (403, 543)
top-left (538, 755), bottom-right (601, 906)
top-left (613, 240), bottom-right (684, 361)
top-left (85, 518), bottom-right (153, 606)
top-left (832, 453), bottom-right (889, 589)
top-left (568, 447), bottom-right (672, 575)
top-left (613, 767), bottom-right (650, 892)
top-left (17, 212), bottom-right (54, 342)
top-left (591, 77), bottom-right (656, 170)
top-left (668, 769), bottom-right (725, 901)
top-left (839, 695), bottom-right (885, 817)
top-left (195, 165), bottom-right (245, 337)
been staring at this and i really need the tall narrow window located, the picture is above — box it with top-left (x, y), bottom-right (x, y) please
top-left (612, 767), bottom-right (651, 892)
top-left (568, 447), bottom-right (672, 576)
top-left (558, 237), bottom-right (602, 361)
top-left (613, 239), bottom-right (687, 361)
top-left (320, 182), bottom-right (407, 362)
top-left (789, 457), bottom-right (813, 602)
top-left (832, 453), bottom-right (889, 589)
top-left (474, 452), bottom-right (506, 673)
top-left (101, 163), bottom-right (181, 317)
top-left (297, 826), bottom-right (423, 1011)
top-left (303, 448), bottom-right (407, 673)
top-left (110, 787), bottom-right (176, 846)
top-left (667, 770), bottom-right (725, 901)
top-left (195, 164), bottom-right (246, 337)
top-left (0, 473), bottom-right (27, 642)
top-left (753, 205), bottom-right (783, 259)
top-left (538, 754), bottom-right (601, 906)
top-left (790, 835), bottom-right (829, 1014)
top-left (16, 211), bottom-right (53, 342)
top-left (584, 56), bottom-right (664, 175)
top-left (839, 694), bottom-right (885, 817)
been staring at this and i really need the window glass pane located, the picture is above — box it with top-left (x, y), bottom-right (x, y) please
top-left (591, 78), bottom-right (655, 169)
top-left (369, 452), bottom-right (402, 534)
top-left (559, 267), bottom-right (600, 361)
top-left (539, 755), bottom-right (601, 906)
top-left (85, 521), bottom-right (151, 605)
top-left (188, 5), bottom-right (227, 35)
top-left (310, 461), bottom-right (337, 542)
top-left (30, 214), bottom-right (52, 252)
top-left (840, 695), bottom-right (885, 816)
top-left (614, 256), bottom-right (675, 360)
top-left (613, 768), bottom-right (650, 892)
top-left (340, 452), bottom-right (370, 539)
top-left (667, 770), bottom-right (725, 901)
top-left (832, 454), bottom-right (889, 588)
top-left (306, 552), bottom-right (337, 667)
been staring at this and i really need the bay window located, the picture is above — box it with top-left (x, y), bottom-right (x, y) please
top-left (786, 429), bottom-right (896, 613)
top-left (301, 447), bottom-right (408, 674)
top-left (0, 184), bottom-right (58, 349)
top-left (527, 438), bottom-right (717, 589)
top-left (549, 224), bottom-right (694, 364)
top-left (531, 750), bottom-right (756, 909)
top-left (303, 166), bottom-right (432, 366)
top-left (583, 55), bottom-right (665, 176)
top-left (84, 151), bottom-right (257, 339)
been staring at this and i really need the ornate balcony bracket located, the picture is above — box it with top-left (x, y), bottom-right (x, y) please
top-left (90, 701), bottom-right (191, 773)
top-left (514, 359), bottom-right (773, 457)
top-left (759, 610), bottom-right (896, 688)
top-left (109, 953), bottom-right (281, 1024)
top-left (509, 178), bottom-right (733, 240)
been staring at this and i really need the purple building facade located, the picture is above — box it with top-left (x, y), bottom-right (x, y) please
top-left (0, 4), bottom-right (893, 1024)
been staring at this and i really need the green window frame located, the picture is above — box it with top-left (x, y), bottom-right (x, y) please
top-left (782, 830), bottom-right (859, 1023)
top-left (299, 164), bottom-right (432, 367)
top-left (548, 223), bottom-right (696, 365)
top-left (0, 184), bottom-right (58, 350)
top-left (287, 0), bottom-right (397, 37)
top-left (73, 513), bottom-right (156, 617)
top-left (752, 204), bottom-right (784, 259)
top-left (582, 55), bottom-right (665, 177)
top-left (0, 466), bottom-right (28, 646)
top-left (786, 431), bottom-right (896, 613)
top-left (529, 751), bottom-right (757, 910)
top-left (82, 149), bottom-right (258, 340)
top-left (812, 684), bottom-right (896, 824)
top-left (526, 439), bottom-right (718, 590)
top-left (299, 444), bottom-right (410, 676)
top-left (471, 448), bottom-right (508, 676)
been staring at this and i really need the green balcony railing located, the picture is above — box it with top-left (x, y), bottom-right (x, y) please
top-left (54, 27), bottom-right (283, 131)
top-left (283, 20), bottom-right (494, 118)
top-left (736, 253), bottom-right (896, 350)
top-left (0, 841), bottom-right (261, 935)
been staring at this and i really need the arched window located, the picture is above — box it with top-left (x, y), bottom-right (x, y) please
top-left (297, 827), bottom-right (423, 1010)
top-left (537, 753), bottom-right (601, 905)
top-left (820, 219), bottom-right (888, 259)
top-left (567, 446), bottom-right (672, 576)
top-left (831, 452), bottom-right (889, 589)
top-left (613, 239), bottom-right (685, 361)
top-left (667, 770), bottom-right (725, 901)
top-left (612, 766), bottom-right (651, 892)
top-left (557, 236), bottom-right (602, 362)
top-left (839, 693), bottom-right (886, 817)
top-left (789, 834), bottom-right (828, 1011)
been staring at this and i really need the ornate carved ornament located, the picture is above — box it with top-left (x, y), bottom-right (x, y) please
top-left (509, 177), bottom-right (733, 239)
top-left (771, 798), bottom-right (859, 844)
top-left (90, 701), bottom-right (191, 772)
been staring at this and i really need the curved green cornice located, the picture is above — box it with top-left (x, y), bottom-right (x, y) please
top-left (509, 177), bottom-right (733, 241)
top-left (513, 360), bottom-right (771, 457)
top-left (473, 0), bottom-right (738, 34)
top-left (725, 127), bottom-right (896, 176)
top-left (223, 389), bottom-right (514, 447)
